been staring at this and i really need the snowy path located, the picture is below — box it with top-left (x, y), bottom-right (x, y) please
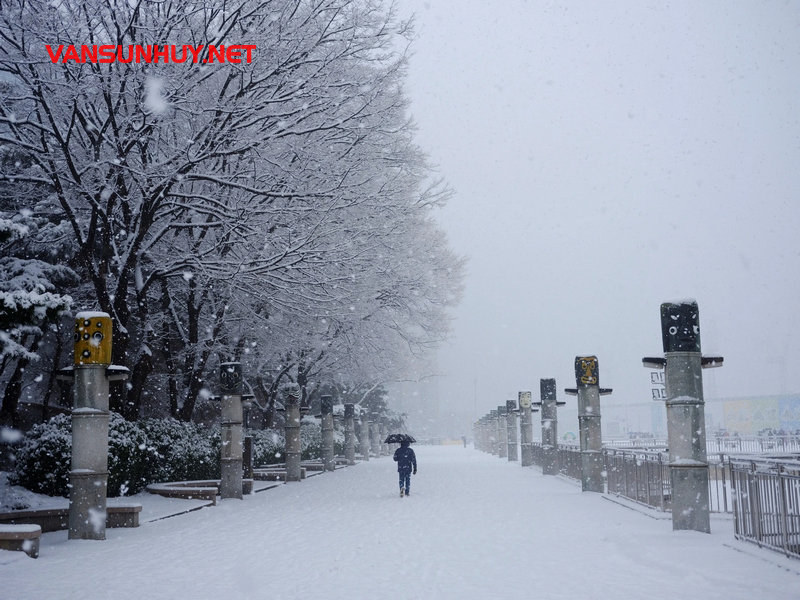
top-left (1, 445), bottom-right (798, 599)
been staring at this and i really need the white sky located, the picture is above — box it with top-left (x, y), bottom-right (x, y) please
top-left (396, 0), bottom-right (800, 418)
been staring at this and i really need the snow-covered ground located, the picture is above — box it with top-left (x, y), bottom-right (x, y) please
top-left (1, 445), bottom-right (798, 599)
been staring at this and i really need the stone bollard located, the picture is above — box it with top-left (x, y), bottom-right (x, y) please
top-left (283, 384), bottom-right (302, 482)
top-left (534, 379), bottom-right (565, 475)
top-left (360, 414), bottom-right (371, 461)
top-left (489, 410), bottom-right (499, 455)
top-left (219, 362), bottom-right (244, 499)
top-left (243, 435), bottom-right (254, 494)
top-left (643, 300), bottom-right (722, 533)
top-left (344, 404), bottom-right (356, 465)
top-left (380, 421), bottom-right (389, 455)
top-left (497, 406), bottom-right (508, 458)
top-left (505, 400), bottom-right (518, 461)
top-left (518, 392), bottom-right (535, 467)
top-left (370, 414), bottom-right (382, 457)
top-left (58, 312), bottom-right (129, 540)
top-left (320, 395), bottom-right (335, 472)
top-left (565, 356), bottom-right (611, 492)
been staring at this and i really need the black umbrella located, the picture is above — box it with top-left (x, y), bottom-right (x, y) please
top-left (384, 433), bottom-right (417, 444)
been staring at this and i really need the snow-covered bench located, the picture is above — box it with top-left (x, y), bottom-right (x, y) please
top-left (253, 467), bottom-right (306, 481)
top-left (0, 524), bottom-right (41, 558)
top-left (0, 503), bottom-right (142, 533)
top-left (146, 481), bottom-right (220, 505)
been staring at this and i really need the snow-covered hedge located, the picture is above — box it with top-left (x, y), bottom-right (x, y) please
top-left (9, 414), bottom-right (339, 496)
top-left (249, 418), bottom-right (327, 466)
top-left (10, 414), bottom-right (221, 497)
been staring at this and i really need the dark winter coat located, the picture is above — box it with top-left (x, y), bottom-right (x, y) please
top-left (393, 446), bottom-right (417, 473)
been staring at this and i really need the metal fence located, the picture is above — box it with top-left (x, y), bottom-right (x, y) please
top-left (605, 447), bottom-right (671, 511)
top-left (729, 456), bottom-right (800, 559)
top-left (527, 440), bottom-right (800, 559)
top-left (603, 435), bottom-right (800, 455)
top-left (603, 448), bottom-right (733, 513)
top-left (531, 443), bottom-right (735, 513)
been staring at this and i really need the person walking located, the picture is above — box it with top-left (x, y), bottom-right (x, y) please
top-left (393, 440), bottom-right (417, 497)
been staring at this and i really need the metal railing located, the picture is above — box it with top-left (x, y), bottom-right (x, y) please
top-left (605, 447), bottom-right (671, 511)
top-left (603, 435), bottom-right (800, 455)
top-left (729, 456), bottom-right (800, 559)
top-left (531, 443), bottom-right (736, 513)
top-left (603, 448), bottom-right (733, 513)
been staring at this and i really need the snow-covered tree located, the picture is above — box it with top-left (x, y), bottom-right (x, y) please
top-left (0, 0), bottom-right (464, 423)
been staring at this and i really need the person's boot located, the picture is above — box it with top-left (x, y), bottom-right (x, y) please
top-left (400, 488), bottom-right (404, 497)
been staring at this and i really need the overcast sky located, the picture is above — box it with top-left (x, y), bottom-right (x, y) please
top-left (395, 0), bottom-right (800, 418)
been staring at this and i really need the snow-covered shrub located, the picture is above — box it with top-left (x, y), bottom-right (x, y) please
top-left (137, 418), bottom-right (220, 483)
top-left (247, 428), bottom-right (285, 466)
top-left (107, 412), bottom-right (150, 496)
top-left (300, 417), bottom-right (321, 460)
top-left (11, 414), bottom-right (222, 497)
top-left (9, 413), bottom-right (72, 496)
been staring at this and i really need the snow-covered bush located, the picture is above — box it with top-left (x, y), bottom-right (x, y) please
top-left (137, 419), bottom-right (220, 484)
top-left (107, 413), bottom-right (150, 496)
top-left (9, 413), bottom-right (71, 497)
top-left (247, 428), bottom-right (285, 467)
top-left (247, 420), bottom-right (325, 465)
top-left (300, 417), bottom-right (322, 460)
top-left (10, 414), bottom-right (221, 497)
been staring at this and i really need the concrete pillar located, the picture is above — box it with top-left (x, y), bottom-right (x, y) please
top-left (381, 421), bottom-right (390, 455)
top-left (643, 300), bottom-right (722, 533)
top-left (243, 436), bottom-right (254, 494)
top-left (219, 362), bottom-right (244, 499)
top-left (497, 405), bottom-right (508, 458)
top-left (489, 410), bottom-right (498, 455)
top-left (565, 356), bottom-right (611, 493)
top-left (506, 400), bottom-right (519, 461)
top-left (370, 414), bottom-right (381, 457)
top-left (320, 395), bottom-right (335, 472)
top-left (537, 379), bottom-right (565, 475)
top-left (360, 415), bottom-right (371, 461)
top-left (283, 384), bottom-right (302, 482)
top-left (344, 404), bottom-right (356, 465)
top-left (66, 312), bottom-right (126, 541)
top-left (518, 392), bottom-right (534, 467)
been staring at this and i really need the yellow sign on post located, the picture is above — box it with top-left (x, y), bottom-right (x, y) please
top-left (74, 312), bottom-right (112, 365)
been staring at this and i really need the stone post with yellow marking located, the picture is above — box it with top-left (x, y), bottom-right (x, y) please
top-left (565, 356), bottom-right (612, 493)
top-left (65, 312), bottom-right (129, 540)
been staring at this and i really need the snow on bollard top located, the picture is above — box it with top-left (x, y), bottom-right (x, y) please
top-left (74, 312), bottom-right (113, 365)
